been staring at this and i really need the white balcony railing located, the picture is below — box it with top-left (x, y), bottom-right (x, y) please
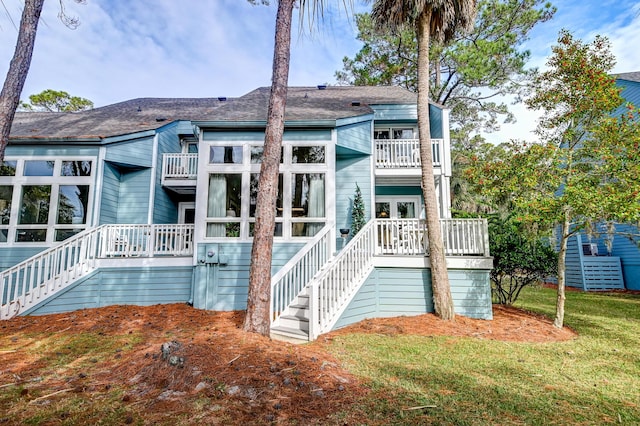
top-left (375, 138), bottom-right (443, 169)
top-left (1, 224), bottom-right (194, 320)
top-left (376, 218), bottom-right (490, 257)
top-left (162, 153), bottom-right (198, 180)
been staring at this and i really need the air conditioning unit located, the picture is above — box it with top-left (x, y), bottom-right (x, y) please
top-left (582, 243), bottom-right (599, 256)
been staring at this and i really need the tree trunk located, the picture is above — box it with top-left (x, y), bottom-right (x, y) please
top-left (244, 0), bottom-right (295, 336)
top-left (554, 211), bottom-right (570, 328)
top-left (0, 0), bottom-right (45, 161)
top-left (417, 11), bottom-right (455, 320)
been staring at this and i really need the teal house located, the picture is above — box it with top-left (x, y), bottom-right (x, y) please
top-left (1, 86), bottom-right (492, 341)
top-left (562, 72), bottom-right (640, 292)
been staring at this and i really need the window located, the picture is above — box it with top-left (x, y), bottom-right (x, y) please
top-left (374, 127), bottom-right (416, 140)
top-left (0, 158), bottom-right (94, 244)
top-left (203, 142), bottom-right (328, 239)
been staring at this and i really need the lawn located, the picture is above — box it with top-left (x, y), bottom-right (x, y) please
top-left (323, 286), bottom-right (640, 425)
top-left (0, 287), bottom-right (638, 425)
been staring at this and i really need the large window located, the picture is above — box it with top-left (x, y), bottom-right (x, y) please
top-left (0, 158), bottom-right (94, 244)
top-left (204, 142), bottom-right (328, 239)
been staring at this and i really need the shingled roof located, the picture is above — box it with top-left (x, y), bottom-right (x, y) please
top-left (615, 72), bottom-right (640, 83)
top-left (9, 85), bottom-right (417, 141)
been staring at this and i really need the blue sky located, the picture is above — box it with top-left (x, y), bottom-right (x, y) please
top-left (1, 0), bottom-right (639, 143)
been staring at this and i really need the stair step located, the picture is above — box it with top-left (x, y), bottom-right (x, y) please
top-left (270, 325), bottom-right (309, 344)
top-left (287, 305), bottom-right (309, 319)
top-left (279, 314), bottom-right (309, 331)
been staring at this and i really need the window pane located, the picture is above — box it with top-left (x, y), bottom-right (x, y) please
top-left (250, 173), bottom-right (282, 217)
top-left (19, 185), bottom-right (51, 224)
top-left (0, 229), bottom-right (7, 243)
top-left (397, 202), bottom-right (416, 218)
top-left (291, 174), bottom-right (325, 218)
top-left (209, 146), bottom-right (242, 164)
top-left (61, 161), bottom-right (92, 176)
top-left (57, 185), bottom-right (89, 224)
top-left (250, 146), bottom-right (283, 164)
top-left (0, 161), bottom-right (17, 176)
top-left (292, 146), bottom-right (325, 163)
top-left (292, 222), bottom-right (324, 237)
top-left (374, 130), bottom-right (390, 139)
top-left (55, 229), bottom-right (83, 241)
top-left (207, 174), bottom-right (241, 218)
top-left (393, 129), bottom-right (414, 139)
top-left (376, 202), bottom-right (390, 218)
top-left (24, 161), bottom-right (54, 176)
top-left (16, 229), bottom-right (47, 242)
top-left (0, 185), bottom-right (12, 225)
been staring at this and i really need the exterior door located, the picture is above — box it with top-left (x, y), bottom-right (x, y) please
top-left (178, 202), bottom-right (195, 224)
top-left (375, 196), bottom-right (420, 219)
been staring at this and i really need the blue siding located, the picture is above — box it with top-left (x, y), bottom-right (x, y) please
top-left (4, 146), bottom-right (99, 157)
top-left (153, 127), bottom-right (181, 224)
top-left (372, 105), bottom-right (417, 121)
top-left (105, 137), bottom-right (154, 168)
top-left (334, 267), bottom-right (492, 329)
top-left (0, 247), bottom-right (44, 271)
top-left (565, 234), bottom-right (585, 289)
top-left (191, 242), bottom-right (305, 311)
top-left (616, 79), bottom-right (640, 114)
top-left (99, 162), bottom-right (121, 224)
top-left (335, 156), bottom-right (372, 232)
top-left (376, 186), bottom-right (422, 196)
top-left (25, 266), bottom-right (193, 316)
top-left (336, 121), bottom-right (372, 154)
top-left (117, 169), bottom-right (151, 223)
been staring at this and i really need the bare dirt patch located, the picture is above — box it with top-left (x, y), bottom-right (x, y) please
top-left (0, 303), bottom-right (575, 424)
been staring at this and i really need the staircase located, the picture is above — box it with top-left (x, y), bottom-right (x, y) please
top-left (1, 224), bottom-right (194, 320)
top-left (270, 220), bottom-right (377, 343)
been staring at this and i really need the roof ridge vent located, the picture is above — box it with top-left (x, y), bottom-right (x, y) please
top-left (317, 84), bottom-right (327, 90)
top-left (218, 97), bottom-right (227, 101)
top-left (351, 101), bottom-right (361, 106)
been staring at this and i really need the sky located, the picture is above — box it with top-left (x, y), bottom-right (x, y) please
top-left (1, 0), bottom-right (639, 144)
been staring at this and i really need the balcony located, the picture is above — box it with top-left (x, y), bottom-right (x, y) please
top-left (161, 153), bottom-right (198, 194)
top-left (374, 138), bottom-right (449, 186)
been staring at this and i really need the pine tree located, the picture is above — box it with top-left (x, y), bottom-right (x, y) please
top-left (351, 184), bottom-right (366, 236)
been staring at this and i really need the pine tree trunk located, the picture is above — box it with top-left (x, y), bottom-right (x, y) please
top-left (0, 0), bottom-right (45, 161)
top-left (243, 0), bottom-right (295, 336)
top-left (417, 11), bottom-right (455, 320)
top-left (554, 212), bottom-right (570, 328)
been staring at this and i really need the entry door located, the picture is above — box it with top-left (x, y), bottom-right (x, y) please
top-left (178, 202), bottom-right (195, 224)
top-left (375, 197), bottom-right (420, 219)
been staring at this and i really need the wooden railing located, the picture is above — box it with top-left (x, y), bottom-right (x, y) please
top-left (162, 153), bottom-right (198, 180)
top-left (1, 224), bottom-right (194, 320)
top-left (376, 218), bottom-right (490, 257)
top-left (270, 225), bottom-right (333, 324)
top-left (308, 220), bottom-right (377, 339)
top-left (374, 138), bottom-right (443, 168)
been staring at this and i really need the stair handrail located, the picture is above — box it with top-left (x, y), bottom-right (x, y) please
top-left (0, 225), bottom-right (106, 320)
top-left (308, 219), bottom-right (377, 340)
top-left (270, 224), bottom-right (333, 325)
top-left (1, 223), bottom-right (196, 320)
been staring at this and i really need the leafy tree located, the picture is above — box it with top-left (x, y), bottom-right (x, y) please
top-left (350, 183), bottom-right (366, 236)
top-left (244, 0), bottom-right (352, 336)
top-left (370, 0), bottom-right (476, 321)
top-left (468, 31), bottom-right (640, 328)
top-left (336, 0), bottom-right (555, 138)
top-left (0, 0), bottom-right (86, 161)
top-left (489, 215), bottom-right (557, 305)
top-left (21, 89), bottom-right (93, 112)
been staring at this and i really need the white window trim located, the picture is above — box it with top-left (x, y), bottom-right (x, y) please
top-left (199, 140), bottom-right (331, 241)
top-left (0, 156), bottom-right (96, 246)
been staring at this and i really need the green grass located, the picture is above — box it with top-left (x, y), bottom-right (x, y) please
top-left (326, 286), bottom-right (640, 425)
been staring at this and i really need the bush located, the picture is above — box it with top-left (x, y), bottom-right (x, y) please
top-left (489, 216), bottom-right (557, 305)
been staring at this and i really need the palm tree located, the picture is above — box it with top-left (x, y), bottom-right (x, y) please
top-left (0, 0), bottom-right (45, 161)
top-left (244, 0), bottom-right (352, 335)
top-left (370, 0), bottom-right (476, 320)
